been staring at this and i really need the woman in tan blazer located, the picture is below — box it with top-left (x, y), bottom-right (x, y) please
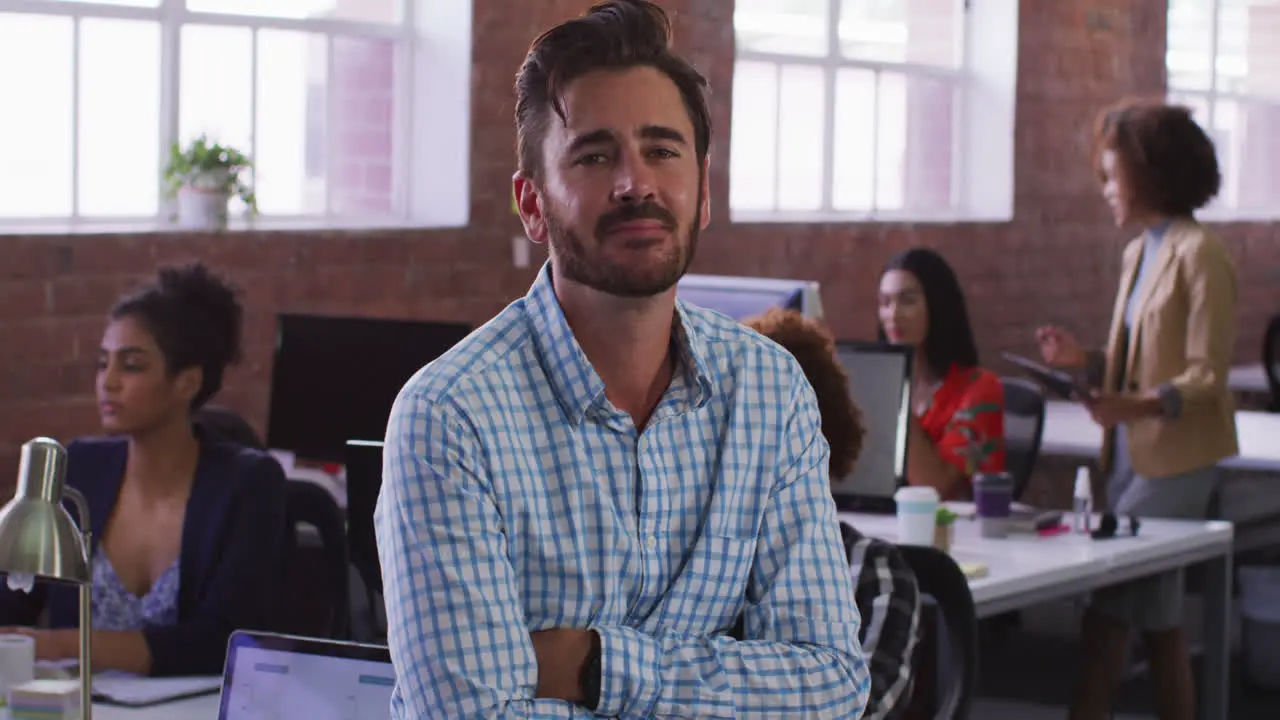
top-left (1037, 98), bottom-right (1237, 720)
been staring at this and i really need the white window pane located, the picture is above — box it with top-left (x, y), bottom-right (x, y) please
top-left (1231, 99), bottom-right (1280, 212)
top-left (776, 65), bottom-right (825, 212)
top-left (840, 0), bottom-right (961, 68)
top-left (45, 0), bottom-right (159, 6)
top-left (256, 30), bottom-right (327, 216)
top-left (1169, 92), bottom-right (1211, 123)
top-left (878, 73), bottom-right (954, 213)
top-left (729, 61), bottom-right (780, 212)
top-left (79, 19), bottom-right (160, 217)
top-left (1215, 0), bottom-right (1280, 98)
top-left (832, 68), bottom-right (875, 212)
top-left (179, 24), bottom-right (252, 160)
top-left (1167, 0), bottom-right (1215, 91)
top-left (329, 36), bottom-right (397, 216)
top-left (735, 0), bottom-right (829, 57)
top-left (0, 14), bottom-right (72, 218)
top-left (186, 0), bottom-right (401, 24)
top-left (1208, 99), bottom-right (1241, 210)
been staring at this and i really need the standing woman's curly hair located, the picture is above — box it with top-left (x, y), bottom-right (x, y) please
top-left (744, 308), bottom-right (866, 479)
top-left (110, 262), bottom-right (244, 411)
top-left (1093, 96), bottom-right (1221, 216)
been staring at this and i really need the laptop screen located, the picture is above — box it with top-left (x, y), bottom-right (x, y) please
top-left (830, 341), bottom-right (914, 510)
top-left (219, 631), bottom-right (395, 720)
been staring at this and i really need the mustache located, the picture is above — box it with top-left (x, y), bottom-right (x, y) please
top-left (595, 202), bottom-right (676, 237)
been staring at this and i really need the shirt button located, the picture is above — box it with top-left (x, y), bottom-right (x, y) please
top-left (645, 535), bottom-right (657, 550)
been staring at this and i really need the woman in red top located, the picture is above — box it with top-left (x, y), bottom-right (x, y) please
top-left (878, 248), bottom-right (1006, 501)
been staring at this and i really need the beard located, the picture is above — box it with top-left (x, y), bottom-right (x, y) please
top-left (544, 183), bottom-right (703, 299)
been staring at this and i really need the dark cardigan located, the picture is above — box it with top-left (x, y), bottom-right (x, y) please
top-left (0, 434), bottom-right (288, 676)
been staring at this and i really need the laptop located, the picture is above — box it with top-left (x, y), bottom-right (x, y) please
top-left (218, 630), bottom-right (395, 719)
top-left (830, 340), bottom-right (914, 514)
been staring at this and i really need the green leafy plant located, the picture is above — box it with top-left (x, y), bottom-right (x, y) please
top-left (935, 506), bottom-right (958, 527)
top-left (163, 135), bottom-right (258, 215)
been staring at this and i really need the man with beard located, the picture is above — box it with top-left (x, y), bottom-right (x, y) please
top-left (374, 2), bottom-right (869, 718)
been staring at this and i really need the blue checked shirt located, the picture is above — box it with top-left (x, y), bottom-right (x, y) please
top-left (375, 264), bottom-right (869, 719)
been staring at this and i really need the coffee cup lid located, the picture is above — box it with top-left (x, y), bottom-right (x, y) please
top-left (894, 486), bottom-right (940, 503)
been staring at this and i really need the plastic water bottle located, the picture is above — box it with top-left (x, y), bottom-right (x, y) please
top-left (1073, 466), bottom-right (1093, 534)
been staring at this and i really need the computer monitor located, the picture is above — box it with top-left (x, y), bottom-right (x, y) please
top-left (218, 630), bottom-right (394, 720)
top-left (345, 439), bottom-right (385, 601)
top-left (676, 274), bottom-right (824, 321)
top-left (830, 340), bottom-right (914, 513)
top-left (266, 314), bottom-right (472, 463)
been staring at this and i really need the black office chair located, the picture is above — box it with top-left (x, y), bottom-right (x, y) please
top-left (277, 479), bottom-right (352, 640)
top-left (899, 545), bottom-right (977, 720)
top-left (999, 377), bottom-right (1046, 501)
top-left (194, 405), bottom-right (266, 450)
top-left (1264, 313), bottom-right (1280, 413)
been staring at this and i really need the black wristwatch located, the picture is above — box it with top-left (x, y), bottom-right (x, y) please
top-left (580, 630), bottom-right (602, 711)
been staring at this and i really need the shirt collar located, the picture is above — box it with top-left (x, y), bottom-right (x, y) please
top-left (525, 262), bottom-right (713, 425)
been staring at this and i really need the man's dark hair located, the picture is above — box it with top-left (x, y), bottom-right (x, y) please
top-left (1093, 97), bottom-right (1221, 217)
top-left (513, 0), bottom-right (712, 179)
top-left (877, 248), bottom-right (981, 381)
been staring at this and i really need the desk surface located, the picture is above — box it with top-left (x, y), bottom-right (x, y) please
top-left (1229, 363), bottom-right (1269, 394)
top-left (1039, 400), bottom-right (1280, 472)
top-left (2, 692), bottom-right (219, 720)
top-left (840, 507), bottom-right (1233, 616)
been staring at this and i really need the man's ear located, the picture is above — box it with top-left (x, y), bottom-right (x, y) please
top-left (513, 174), bottom-right (548, 244)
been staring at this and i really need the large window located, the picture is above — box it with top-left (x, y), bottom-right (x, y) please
top-left (1168, 0), bottom-right (1280, 218)
top-left (0, 0), bottom-right (470, 229)
top-left (731, 0), bottom-right (1008, 223)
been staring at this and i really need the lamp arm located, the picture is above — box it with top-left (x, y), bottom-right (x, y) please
top-left (60, 486), bottom-right (93, 720)
top-left (62, 487), bottom-right (91, 537)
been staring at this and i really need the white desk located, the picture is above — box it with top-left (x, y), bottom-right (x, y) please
top-left (1229, 363), bottom-right (1269, 394)
top-left (1039, 400), bottom-right (1280, 472)
top-left (840, 508), bottom-right (1234, 720)
top-left (1, 692), bottom-right (218, 719)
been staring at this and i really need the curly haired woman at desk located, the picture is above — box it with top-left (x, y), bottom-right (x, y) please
top-left (745, 308), bottom-right (920, 720)
top-left (878, 248), bottom-right (1007, 501)
top-left (1037, 98), bottom-right (1237, 720)
top-left (0, 263), bottom-right (288, 677)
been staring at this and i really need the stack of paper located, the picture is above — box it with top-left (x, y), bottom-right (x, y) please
top-left (9, 678), bottom-right (81, 720)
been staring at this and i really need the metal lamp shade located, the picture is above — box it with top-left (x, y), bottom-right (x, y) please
top-left (0, 437), bottom-right (89, 585)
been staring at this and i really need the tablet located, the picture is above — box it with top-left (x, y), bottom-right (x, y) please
top-left (1002, 352), bottom-right (1093, 402)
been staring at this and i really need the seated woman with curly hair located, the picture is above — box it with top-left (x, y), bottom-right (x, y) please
top-left (744, 307), bottom-right (921, 720)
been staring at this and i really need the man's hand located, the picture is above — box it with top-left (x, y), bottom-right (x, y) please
top-left (530, 628), bottom-right (595, 703)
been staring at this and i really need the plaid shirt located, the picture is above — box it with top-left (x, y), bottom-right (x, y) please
top-left (375, 264), bottom-right (869, 719)
top-left (841, 523), bottom-right (921, 720)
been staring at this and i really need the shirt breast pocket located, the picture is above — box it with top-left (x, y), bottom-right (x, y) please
top-left (657, 533), bottom-right (756, 634)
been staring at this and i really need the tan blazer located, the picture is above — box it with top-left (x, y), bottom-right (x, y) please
top-left (1099, 218), bottom-right (1239, 479)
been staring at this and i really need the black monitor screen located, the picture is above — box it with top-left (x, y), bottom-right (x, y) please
top-left (345, 439), bottom-right (385, 598)
top-left (266, 314), bottom-right (471, 463)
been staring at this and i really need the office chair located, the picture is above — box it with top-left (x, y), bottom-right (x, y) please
top-left (194, 405), bottom-right (266, 450)
top-left (899, 545), bottom-right (977, 720)
top-left (278, 479), bottom-right (352, 640)
top-left (999, 377), bottom-right (1046, 501)
top-left (1264, 314), bottom-right (1280, 413)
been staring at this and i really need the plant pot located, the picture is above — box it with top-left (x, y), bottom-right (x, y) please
top-left (933, 523), bottom-right (954, 553)
top-left (177, 185), bottom-right (231, 231)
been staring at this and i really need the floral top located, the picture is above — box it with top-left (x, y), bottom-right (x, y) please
top-left (90, 545), bottom-right (181, 632)
top-left (917, 364), bottom-right (1007, 498)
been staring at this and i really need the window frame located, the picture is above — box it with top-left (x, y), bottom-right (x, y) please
top-left (1167, 0), bottom-right (1280, 221)
top-left (0, 0), bottom-right (439, 231)
top-left (729, 0), bottom-right (973, 224)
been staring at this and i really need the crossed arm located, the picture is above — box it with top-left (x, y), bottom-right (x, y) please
top-left (374, 385), bottom-right (870, 719)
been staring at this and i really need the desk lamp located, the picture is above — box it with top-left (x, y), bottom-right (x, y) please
top-left (0, 437), bottom-right (93, 719)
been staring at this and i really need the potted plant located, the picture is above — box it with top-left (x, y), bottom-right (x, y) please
top-left (163, 135), bottom-right (257, 231)
top-left (934, 506), bottom-right (958, 552)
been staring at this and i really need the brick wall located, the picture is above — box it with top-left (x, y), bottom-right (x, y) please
top-left (1, 0), bottom-right (1277, 478)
